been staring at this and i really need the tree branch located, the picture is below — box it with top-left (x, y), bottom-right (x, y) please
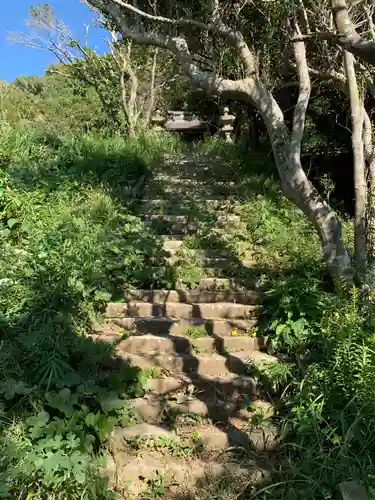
top-left (290, 35), bottom-right (311, 163)
top-left (332, 0), bottom-right (375, 65)
top-left (87, 0), bottom-right (255, 96)
top-left (87, 0), bottom-right (256, 75)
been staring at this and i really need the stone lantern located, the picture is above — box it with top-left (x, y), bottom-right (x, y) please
top-left (151, 109), bottom-right (166, 131)
top-left (219, 107), bottom-right (235, 143)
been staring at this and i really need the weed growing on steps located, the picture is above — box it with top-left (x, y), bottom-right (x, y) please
top-left (123, 434), bottom-right (202, 457)
top-left (185, 325), bottom-right (208, 339)
top-left (0, 126), bottom-right (184, 498)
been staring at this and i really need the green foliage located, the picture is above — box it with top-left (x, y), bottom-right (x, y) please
top-left (0, 124), bottom-right (184, 498)
top-left (255, 282), bottom-right (375, 498)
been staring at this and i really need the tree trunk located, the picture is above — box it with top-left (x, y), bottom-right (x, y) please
top-left (344, 50), bottom-right (367, 276)
top-left (248, 78), bottom-right (353, 288)
top-left (363, 105), bottom-right (375, 285)
top-left (145, 48), bottom-right (159, 125)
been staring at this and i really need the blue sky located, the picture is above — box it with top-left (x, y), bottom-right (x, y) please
top-left (1, 0), bottom-right (109, 82)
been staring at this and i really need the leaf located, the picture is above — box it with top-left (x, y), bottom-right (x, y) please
top-left (97, 390), bottom-right (124, 413)
top-left (27, 411), bottom-right (50, 439)
top-left (137, 372), bottom-right (149, 392)
top-left (292, 318), bottom-right (307, 335)
top-left (27, 411), bottom-right (50, 428)
top-left (96, 415), bottom-right (117, 441)
top-left (0, 228), bottom-right (10, 238)
top-left (85, 412), bottom-right (99, 428)
top-left (0, 378), bottom-right (31, 400)
top-left (94, 289), bottom-right (112, 302)
top-left (46, 388), bottom-right (78, 417)
top-left (7, 218), bottom-right (19, 228)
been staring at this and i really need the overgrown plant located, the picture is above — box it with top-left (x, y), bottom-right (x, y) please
top-left (0, 124), bottom-right (183, 498)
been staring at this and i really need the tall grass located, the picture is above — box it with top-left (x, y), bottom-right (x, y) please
top-left (0, 125), bottom-right (183, 498)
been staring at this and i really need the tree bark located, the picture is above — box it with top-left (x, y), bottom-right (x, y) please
top-left (344, 50), bottom-right (367, 275)
top-left (252, 79), bottom-right (352, 287)
top-left (332, 0), bottom-right (375, 66)
top-left (363, 106), bottom-right (375, 283)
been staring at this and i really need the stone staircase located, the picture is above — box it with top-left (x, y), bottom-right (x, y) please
top-left (94, 153), bottom-right (279, 498)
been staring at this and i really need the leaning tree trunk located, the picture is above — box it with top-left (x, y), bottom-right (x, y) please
top-left (258, 91), bottom-right (353, 287)
top-left (245, 44), bottom-right (353, 288)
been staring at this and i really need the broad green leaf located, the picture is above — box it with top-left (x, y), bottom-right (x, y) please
top-left (85, 412), bottom-right (99, 428)
top-left (96, 415), bottom-right (117, 441)
top-left (0, 228), bottom-right (10, 238)
top-left (7, 218), bottom-right (19, 228)
top-left (98, 390), bottom-right (124, 413)
top-left (46, 388), bottom-right (78, 417)
top-left (0, 379), bottom-right (31, 400)
top-left (94, 289), bottom-right (112, 302)
top-left (27, 411), bottom-right (50, 428)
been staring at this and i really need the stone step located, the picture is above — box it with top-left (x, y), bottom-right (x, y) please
top-left (147, 373), bottom-right (273, 400)
top-left (108, 426), bottom-right (268, 498)
top-left (123, 289), bottom-right (264, 305)
top-left (168, 255), bottom-right (253, 269)
top-left (104, 316), bottom-right (259, 336)
top-left (114, 333), bottom-right (266, 356)
top-left (131, 394), bottom-right (274, 424)
top-left (130, 394), bottom-right (274, 424)
top-left (131, 266), bottom-right (259, 280)
top-left (146, 183), bottom-right (239, 198)
top-left (152, 176), bottom-right (236, 188)
top-left (141, 214), bottom-right (241, 235)
top-left (192, 422), bottom-right (279, 452)
top-left (145, 374), bottom-right (262, 398)
top-left (107, 302), bottom-right (260, 320)
top-left (141, 213), bottom-right (240, 225)
top-left (142, 198), bottom-right (233, 213)
top-left (117, 350), bottom-right (277, 377)
top-left (183, 277), bottom-right (262, 291)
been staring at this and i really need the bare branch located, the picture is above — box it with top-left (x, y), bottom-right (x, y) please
top-left (298, 0), bottom-right (311, 34)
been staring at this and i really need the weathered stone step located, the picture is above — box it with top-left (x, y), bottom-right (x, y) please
top-left (145, 374), bottom-right (257, 396)
top-left (191, 422), bottom-right (279, 452)
top-left (124, 289), bottom-right (264, 305)
top-left (169, 255), bottom-right (253, 269)
top-left (179, 277), bottom-right (263, 291)
top-left (107, 302), bottom-right (260, 320)
top-left (118, 350), bottom-right (277, 377)
top-left (145, 375), bottom-right (272, 400)
top-left (131, 394), bottom-right (273, 424)
top-left (142, 198), bottom-right (233, 213)
top-left (141, 214), bottom-right (241, 235)
top-left (152, 176), bottom-right (236, 188)
top-left (105, 316), bottom-right (258, 336)
top-left (114, 333), bottom-right (265, 356)
top-left (132, 265), bottom-right (258, 279)
top-left (108, 423), bottom-right (267, 498)
top-left (141, 213), bottom-right (240, 225)
top-left (146, 183), bottom-right (239, 197)
top-left (113, 419), bottom-right (278, 455)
